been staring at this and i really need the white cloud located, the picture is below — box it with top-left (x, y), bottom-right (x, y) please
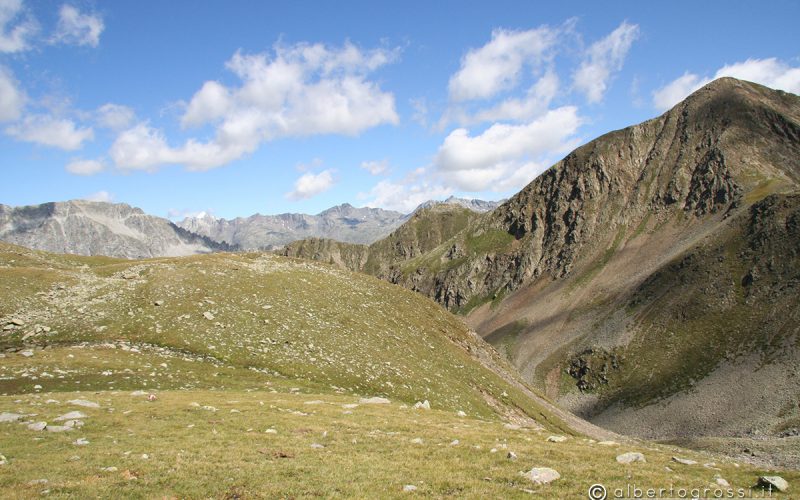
top-left (468, 70), bottom-right (560, 124)
top-left (66, 158), bottom-right (104, 175)
top-left (52, 4), bottom-right (103, 47)
top-left (448, 26), bottom-right (559, 102)
top-left (286, 169), bottom-right (336, 201)
top-left (112, 41), bottom-right (399, 172)
top-left (96, 103), bottom-right (135, 131)
top-left (0, 64), bottom-right (25, 121)
top-left (360, 177), bottom-right (452, 213)
top-left (360, 159), bottom-right (388, 176)
top-left (82, 190), bottom-right (112, 203)
top-left (434, 106), bottom-right (582, 191)
top-left (6, 114), bottom-right (93, 150)
top-left (181, 81), bottom-right (232, 128)
top-left (715, 58), bottom-right (800, 92)
top-left (0, 0), bottom-right (37, 53)
top-left (110, 122), bottom-right (252, 172)
top-left (573, 21), bottom-right (639, 103)
top-left (652, 72), bottom-right (710, 111)
top-left (652, 57), bottom-right (800, 111)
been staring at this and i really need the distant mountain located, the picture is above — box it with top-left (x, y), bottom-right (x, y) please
top-left (178, 199), bottom-right (499, 250)
top-left (413, 196), bottom-right (502, 213)
top-left (280, 203), bottom-right (482, 275)
top-left (0, 200), bottom-right (233, 259)
top-left (177, 203), bottom-right (406, 250)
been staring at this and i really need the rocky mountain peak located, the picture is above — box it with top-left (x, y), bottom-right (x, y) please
top-left (0, 200), bottom-right (231, 258)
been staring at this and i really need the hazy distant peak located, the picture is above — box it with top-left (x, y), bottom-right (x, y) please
top-left (413, 196), bottom-right (502, 214)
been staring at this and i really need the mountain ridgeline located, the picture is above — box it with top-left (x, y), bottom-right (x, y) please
top-left (177, 203), bottom-right (408, 250)
top-left (280, 203), bottom-right (484, 275)
top-left (0, 201), bottom-right (234, 259)
top-left (282, 78), bottom-right (800, 449)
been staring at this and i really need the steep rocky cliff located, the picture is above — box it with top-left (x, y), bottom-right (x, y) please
top-left (385, 78), bottom-right (799, 313)
top-left (304, 78), bottom-right (800, 446)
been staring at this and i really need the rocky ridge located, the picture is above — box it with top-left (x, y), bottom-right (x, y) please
top-left (177, 203), bottom-right (407, 250)
top-left (0, 201), bottom-right (232, 259)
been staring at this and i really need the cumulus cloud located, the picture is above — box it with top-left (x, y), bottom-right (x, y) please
top-left (6, 114), bottom-right (93, 150)
top-left (360, 159), bottom-right (388, 176)
top-left (181, 80), bottom-right (232, 128)
top-left (110, 123), bottom-right (251, 172)
top-left (573, 21), bottom-right (639, 103)
top-left (652, 73), bottom-right (709, 111)
top-left (82, 190), bottom-right (112, 203)
top-left (448, 26), bottom-right (559, 102)
top-left (66, 158), bottom-right (104, 175)
top-left (434, 106), bottom-right (582, 191)
top-left (0, 64), bottom-right (25, 121)
top-left (467, 70), bottom-right (560, 124)
top-left (0, 0), bottom-right (37, 53)
top-left (52, 4), bottom-right (103, 47)
top-left (653, 57), bottom-right (800, 110)
top-left (112, 41), bottom-right (399, 172)
top-left (286, 169), bottom-right (336, 201)
top-left (360, 176), bottom-right (452, 213)
top-left (95, 103), bottom-right (135, 131)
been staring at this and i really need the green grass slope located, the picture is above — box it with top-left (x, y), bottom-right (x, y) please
top-left (0, 242), bottom-right (555, 422)
top-left (1, 243), bottom-right (796, 497)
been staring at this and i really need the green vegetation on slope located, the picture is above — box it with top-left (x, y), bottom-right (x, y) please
top-left (0, 242), bottom-right (562, 426)
top-left (2, 385), bottom-right (796, 498)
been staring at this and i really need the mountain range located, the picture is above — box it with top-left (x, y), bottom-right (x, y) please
top-left (177, 196), bottom-right (500, 250)
top-left (276, 77), bottom-right (800, 463)
top-left (1, 77), bottom-right (798, 471)
top-left (0, 200), bottom-right (233, 259)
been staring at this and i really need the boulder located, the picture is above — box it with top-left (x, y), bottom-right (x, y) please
top-left (413, 400), bottom-right (430, 410)
top-left (524, 467), bottom-right (560, 485)
top-left (359, 397), bottom-right (390, 404)
top-left (616, 452), bottom-right (646, 464)
top-left (67, 399), bottom-right (100, 408)
top-left (54, 411), bottom-right (87, 421)
top-left (27, 422), bottom-right (47, 431)
top-left (0, 412), bottom-right (24, 423)
top-left (46, 425), bottom-right (74, 433)
top-left (758, 476), bottom-right (788, 493)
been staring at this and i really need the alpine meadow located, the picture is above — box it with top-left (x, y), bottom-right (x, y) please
top-left (1, 1), bottom-right (799, 498)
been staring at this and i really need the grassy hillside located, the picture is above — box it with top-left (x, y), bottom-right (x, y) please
top-left (0, 242), bottom-right (558, 423)
top-left (1, 242), bottom-right (796, 497)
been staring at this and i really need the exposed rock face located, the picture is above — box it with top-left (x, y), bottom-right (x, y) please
top-left (0, 201), bottom-right (233, 259)
top-left (178, 203), bottom-right (406, 250)
top-left (329, 78), bottom-right (800, 446)
top-left (386, 78), bottom-right (800, 312)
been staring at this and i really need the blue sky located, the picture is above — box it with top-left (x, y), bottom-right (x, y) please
top-left (1, 0), bottom-right (798, 218)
